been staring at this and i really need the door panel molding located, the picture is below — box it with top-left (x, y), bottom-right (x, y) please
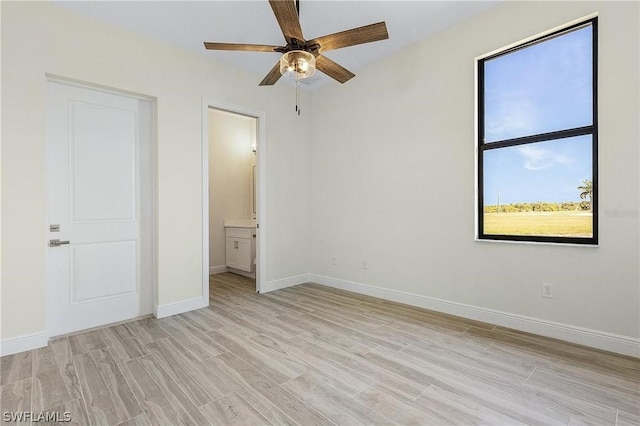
top-left (69, 100), bottom-right (138, 223)
top-left (70, 240), bottom-right (138, 304)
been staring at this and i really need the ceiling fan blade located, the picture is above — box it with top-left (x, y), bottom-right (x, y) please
top-left (308, 22), bottom-right (389, 53)
top-left (259, 61), bottom-right (283, 86)
top-left (269, 0), bottom-right (304, 43)
top-left (315, 55), bottom-right (355, 84)
top-left (204, 42), bottom-right (283, 52)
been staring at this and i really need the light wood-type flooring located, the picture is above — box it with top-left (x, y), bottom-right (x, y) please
top-left (2, 273), bottom-right (639, 425)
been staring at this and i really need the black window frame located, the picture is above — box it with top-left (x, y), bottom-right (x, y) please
top-left (477, 18), bottom-right (598, 245)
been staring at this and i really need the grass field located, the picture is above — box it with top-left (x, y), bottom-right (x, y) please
top-left (484, 211), bottom-right (592, 237)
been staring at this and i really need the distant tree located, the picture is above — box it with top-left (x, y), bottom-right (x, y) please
top-left (577, 179), bottom-right (593, 212)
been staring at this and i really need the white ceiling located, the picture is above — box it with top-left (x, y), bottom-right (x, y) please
top-left (52, 0), bottom-right (499, 88)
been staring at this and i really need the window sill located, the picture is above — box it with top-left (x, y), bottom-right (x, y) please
top-left (474, 238), bottom-right (599, 248)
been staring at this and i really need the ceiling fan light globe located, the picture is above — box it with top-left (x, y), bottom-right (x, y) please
top-left (280, 50), bottom-right (316, 79)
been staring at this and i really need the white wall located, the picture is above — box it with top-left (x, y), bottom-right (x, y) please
top-left (309, 1), bottom-right (639, 340)
top-left (1, 1), bottom-right (310, 341)
top-left (208, 109), bottom-right (256, 270)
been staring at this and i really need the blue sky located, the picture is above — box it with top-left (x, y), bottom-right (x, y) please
top-left (483, 25), bottom-right (593, 205)
top-left (484, 135), bottom-right (592, 204)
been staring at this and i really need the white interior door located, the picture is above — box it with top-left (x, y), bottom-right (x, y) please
top-left (46, 81), bottom-right (153, 337)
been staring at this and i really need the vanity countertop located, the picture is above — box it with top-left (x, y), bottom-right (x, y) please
top-left (224, 219), bottom-right (256, 228)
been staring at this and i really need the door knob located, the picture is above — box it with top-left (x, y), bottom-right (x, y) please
top-left (49, 239), bottom-right (70, 247)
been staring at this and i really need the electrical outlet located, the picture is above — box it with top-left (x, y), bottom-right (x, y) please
top-left (542, 283), bottom-right (553, 298)
top-left (362, 260), bottom-right (368, 270)
top-left (331, 256), bottom-right (337, 265)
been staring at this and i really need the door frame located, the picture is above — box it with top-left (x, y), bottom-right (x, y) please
top-left (202, 99), bottom-right (266, 293)
top-left (44, 75), bottom-right (158, 337)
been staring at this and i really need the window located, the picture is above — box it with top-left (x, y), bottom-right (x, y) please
top-left (477, 18), bottom-right (598, 245)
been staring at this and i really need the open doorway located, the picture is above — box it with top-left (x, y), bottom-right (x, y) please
top-left (205, 103), bottom-right (264, 296)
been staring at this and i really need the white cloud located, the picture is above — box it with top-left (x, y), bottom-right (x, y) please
top-left (518, 145), bottom-right (573, 170)
top-left (485, 91), bottom-right (539, 141)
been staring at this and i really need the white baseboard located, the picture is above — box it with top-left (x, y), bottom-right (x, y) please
top-left (260, 273), bottom-right (310, 293)
top-left (155, 296), bottom-right (208, 319)
top-left (228, 268), bottom-right (255, 279)
top-left (210, 265), bottom-right (228, 275)
top-left (0, 331), bottom-right (49, 356)
top-left (308, 274), bottom-right (640, 358)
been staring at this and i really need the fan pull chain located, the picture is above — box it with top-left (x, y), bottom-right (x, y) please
top-left (296, 78), bottom-right (301, 116)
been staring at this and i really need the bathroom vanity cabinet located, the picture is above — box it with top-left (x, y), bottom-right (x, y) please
top-left (225, 226), bottom-right (255, 274)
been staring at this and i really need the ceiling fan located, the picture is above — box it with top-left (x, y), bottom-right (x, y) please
top-left (203, 0), bottom-right (389, 86)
